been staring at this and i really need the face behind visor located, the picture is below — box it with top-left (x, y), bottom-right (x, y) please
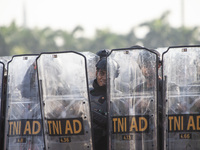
top-left (96, 58), bottom-right (107, 87)
top-left (137, 51), bottom-right (157, 80)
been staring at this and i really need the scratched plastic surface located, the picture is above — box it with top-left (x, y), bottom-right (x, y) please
top-left (37, 52), bottom-right (93, 150)
top-left (163, 46), bottom-right (200, 150)
top-left (108, 49), bottom-right (158, 150)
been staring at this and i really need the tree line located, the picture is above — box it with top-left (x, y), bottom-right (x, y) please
top-left (0, 11), bottom-right (199, 56)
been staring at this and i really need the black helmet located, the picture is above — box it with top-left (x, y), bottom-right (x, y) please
top-left (96, 57), bottom-right (106, 70)
top-left (96, 57), bottom-right (120, 78)
top-left (96, 49), bottom-right (110, 59)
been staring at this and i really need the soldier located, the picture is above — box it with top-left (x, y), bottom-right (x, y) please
top-left (134, 50), bottom-right (162, 111)
top-left (135, 50), bottom-right (180, 149)
top-left (134, 50), bottom-right (163, 150)
top-left (90, 57), bottom-right (108, 150)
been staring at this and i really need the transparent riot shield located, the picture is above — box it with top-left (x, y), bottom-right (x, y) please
top-left (108, 48), bottom-right (159, 150)
top-left (4, 55), bottom-right (44, 150)
top-left (0, 62), bottom-right (5, 149)
top-left (36, 52), bottom-right (93, 150)
top-left (163, 46), bottom-right (200, 150)
top-left (0, 62), bottom-right (4, 115)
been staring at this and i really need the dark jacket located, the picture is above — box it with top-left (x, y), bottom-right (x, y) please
top-left (90, 79), bottom-right (107, 150)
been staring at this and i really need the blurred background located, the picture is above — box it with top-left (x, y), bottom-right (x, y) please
top-left (0, 0), bottom-right (200, 56)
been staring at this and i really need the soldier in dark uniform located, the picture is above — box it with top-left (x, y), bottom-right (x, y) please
top-left (134, 50), bottom-right (162, 111)
top-left (90, 57), bottom-right (108, 150)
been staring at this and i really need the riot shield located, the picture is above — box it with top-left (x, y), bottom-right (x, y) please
top-left (0, 62), bottom-right (5, 149)
top-left (163, 46), bottom-right (200, 150)
top-left (36, 52), bottom-right (93, 150)
top-left (108, 48), bottom-right (159, 150)
top-left (0, 62), bottom-right (4, 114)
top-left (4, 55), bottom-right (44, 150)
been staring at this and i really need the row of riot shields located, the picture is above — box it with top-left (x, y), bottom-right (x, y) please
top-left (107, 45), bottom-right (200, 150)
top-left (2, 52), bottom-right (97, 150)
top-left (1, 45), bottom-right (200, 150)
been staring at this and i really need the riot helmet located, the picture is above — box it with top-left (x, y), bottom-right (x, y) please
top-left (96, 49), bottom-right (110, 59)
top-left (96, 57), bottom-right (106, 71)
top-left (137, 50), bottom-right (157, 69)
top-left (96, 57), bottom-right (120, 77)
top-left (137, 50), bottom-right (157, 80)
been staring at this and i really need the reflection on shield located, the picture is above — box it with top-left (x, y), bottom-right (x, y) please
top-left (108, 48), bottom-right (158, 150)
top-left (4, 55), bottom-right (44, 150)
top-left (37, 52), bottom-right (93, 150)
top-left (163, 46), bottom-right (200, 150)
